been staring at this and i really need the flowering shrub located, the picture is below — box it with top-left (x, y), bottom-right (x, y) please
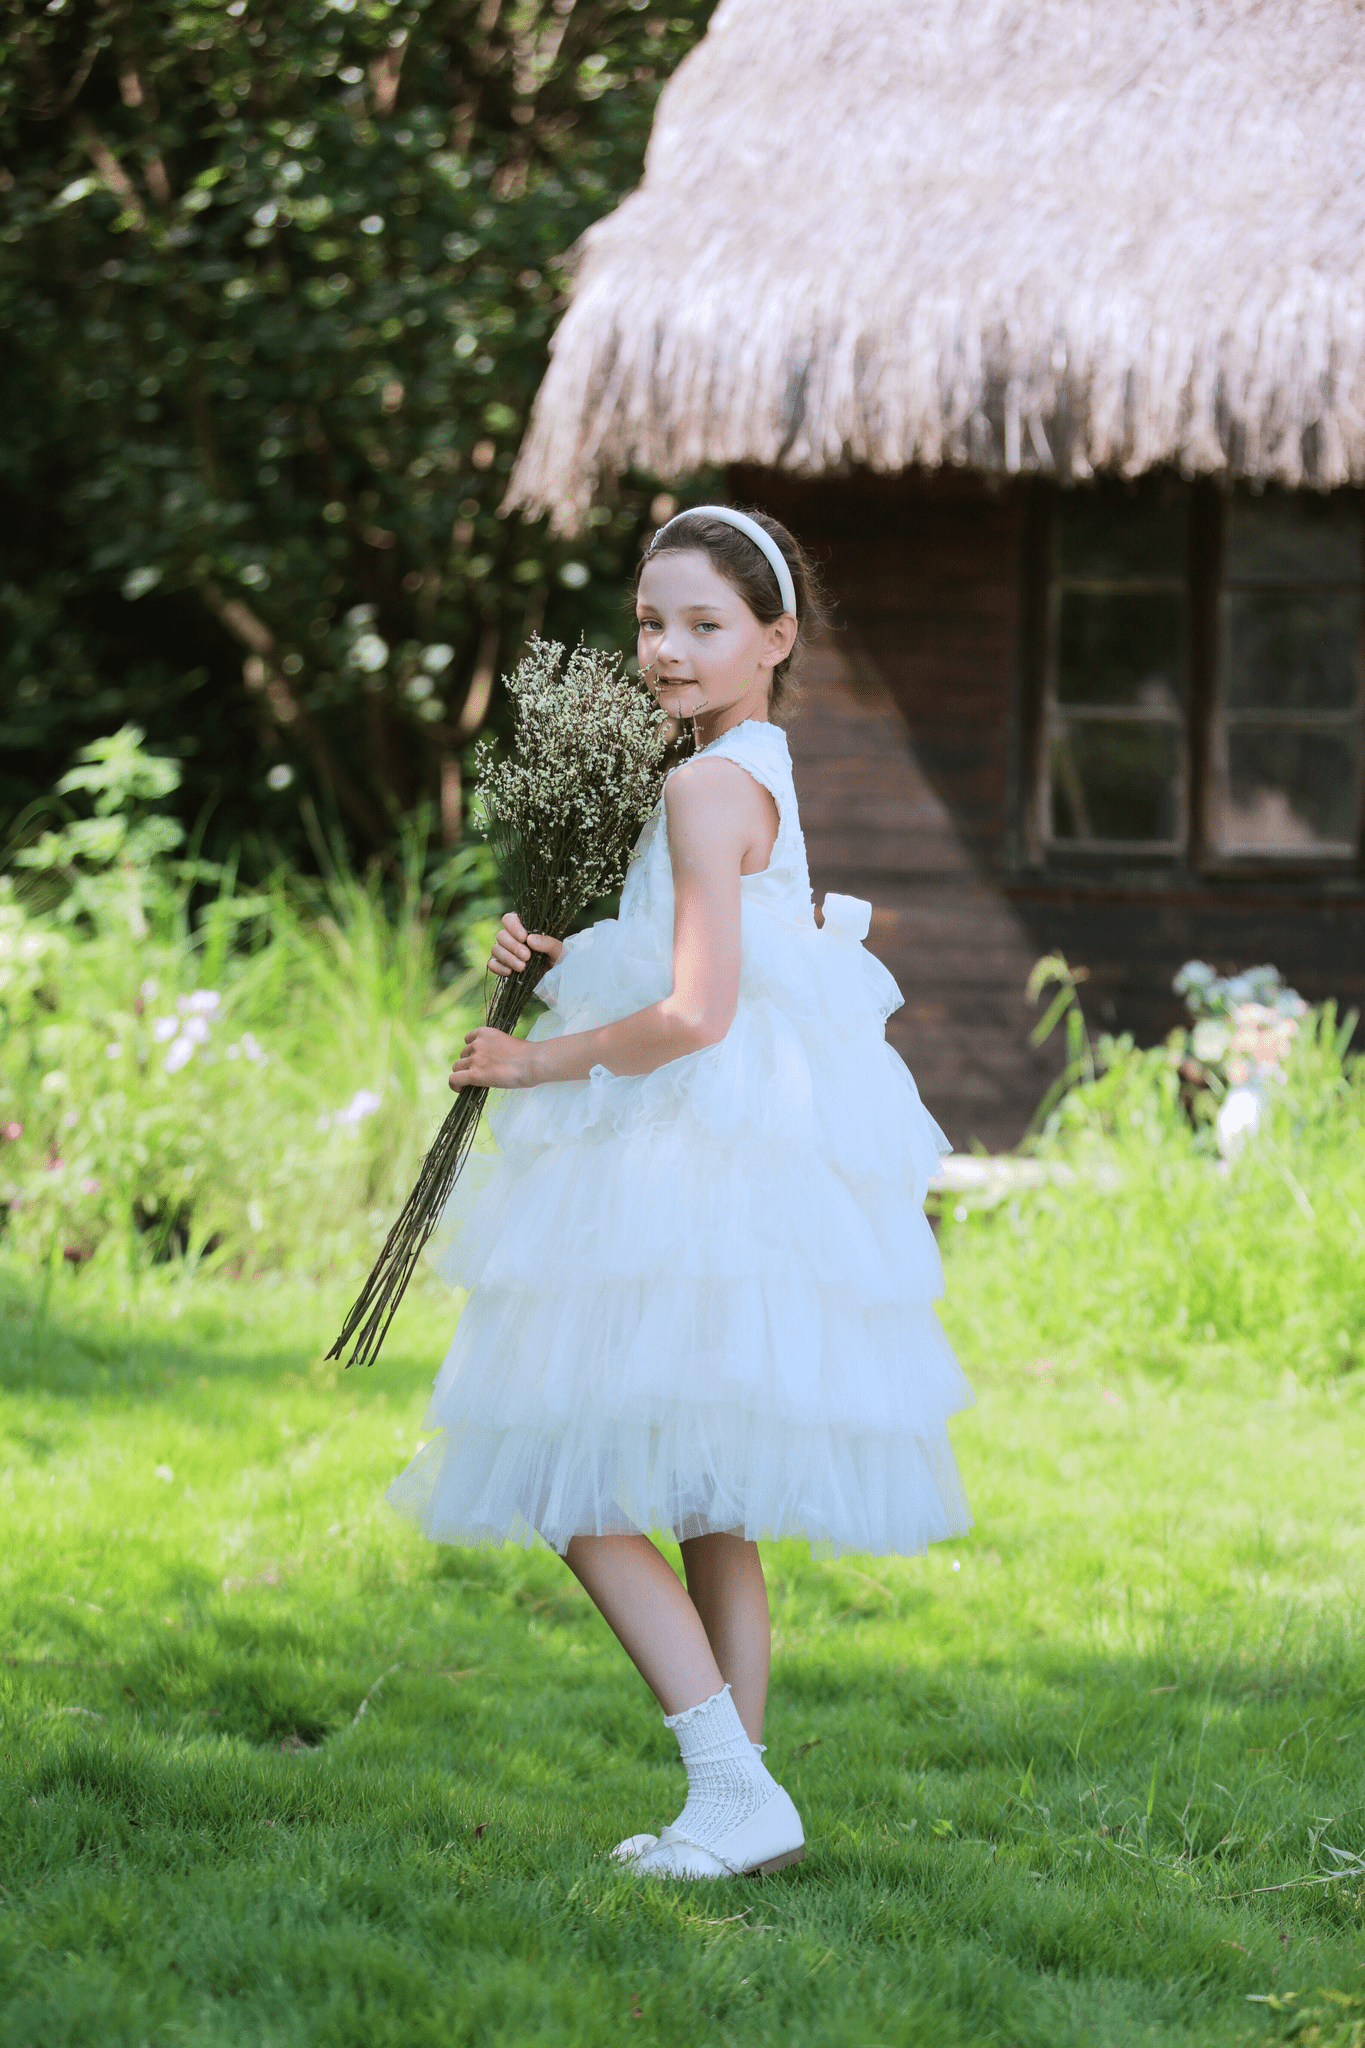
top-left (1027, 956), bottom-right (1344, 1159)
top-left (0, 873), bottom-right (490, 1274)
top-left (0, 734), bottom-right (493, 1275)
top-left (1172, 962), bottom-right (1312, 1155)
top-left (1174, 961), bottom-right (1309, 1082)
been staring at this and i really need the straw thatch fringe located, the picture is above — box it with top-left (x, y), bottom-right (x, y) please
top-left (507, 0), bottom-right (1365, 531)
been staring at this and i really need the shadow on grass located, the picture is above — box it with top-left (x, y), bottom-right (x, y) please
top-left (10, 1627), bottom-right (1365, 1961)
top-left (6, 1614), bottom-right (345, 1751)
top-left (0, 1260), bottom-right (446, 1404)
top-left (6, 1566), bottom-right (1364, 2048)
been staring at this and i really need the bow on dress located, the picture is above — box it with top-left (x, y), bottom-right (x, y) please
top-left (820, 892), bottom-right (873, 942)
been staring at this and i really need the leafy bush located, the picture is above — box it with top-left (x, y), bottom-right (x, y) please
top-left (0, 730), bottom-right (495, 1275)
top-left (0, 0), bottom-right (715, 866)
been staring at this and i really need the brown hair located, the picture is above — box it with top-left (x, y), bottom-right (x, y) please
top-left (635, 505), bottom-right (830, 721)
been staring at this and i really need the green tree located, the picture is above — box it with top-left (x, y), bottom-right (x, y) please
top-left (0, 0), bottom-right (713, 863)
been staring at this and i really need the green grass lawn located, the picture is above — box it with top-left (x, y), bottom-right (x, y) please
top-left (2, 1259), bottom-right (1363, 2047)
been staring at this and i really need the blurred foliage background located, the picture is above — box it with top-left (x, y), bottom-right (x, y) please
top-left (0, 0), bottom-right (715, 871)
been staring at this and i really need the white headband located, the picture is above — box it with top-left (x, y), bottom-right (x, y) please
top-left (649, 504), bottom-right (797, 617)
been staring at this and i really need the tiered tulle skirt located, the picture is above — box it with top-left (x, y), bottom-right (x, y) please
top-left (386, 904), bottom-right (974, 1558)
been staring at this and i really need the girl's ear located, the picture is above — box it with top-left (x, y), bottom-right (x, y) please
top-left (765, 613), bottom-right (798, 668)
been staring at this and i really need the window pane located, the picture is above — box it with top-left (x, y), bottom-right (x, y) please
top-left (1223, 588), bottom-right (1361, 712)
top-left (1055, 476), bottom-right (1187, 580)
top-left (1050, 718), bottom-right (1182, 843)
top-left (1220, 728), bottom-right (1359, 851)
top-left (1056, 589), bottom-right (1186, 710)
top-left (1224, 491), bottom-right (1362, 585)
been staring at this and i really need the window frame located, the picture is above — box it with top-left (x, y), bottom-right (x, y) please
top-left (1017, 479), bottom-right (1365, 881)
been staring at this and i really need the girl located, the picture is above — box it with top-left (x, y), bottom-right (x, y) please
top-left (388, 506), bottom-right (973, 1880)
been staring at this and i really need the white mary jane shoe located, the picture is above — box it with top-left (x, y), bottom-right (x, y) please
top-left (633, 1786), bottom-right (805, 1880)
top-left (610, 1832), bottom-right (659, 1863)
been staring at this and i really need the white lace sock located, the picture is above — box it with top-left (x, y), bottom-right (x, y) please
top-left (663, 1685), bottom-right (777, 1848)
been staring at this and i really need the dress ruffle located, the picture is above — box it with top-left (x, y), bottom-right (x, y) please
top-left (388, 720), bottom-right (972, 1558)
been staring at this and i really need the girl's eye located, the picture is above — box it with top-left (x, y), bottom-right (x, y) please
top-left (695, 620), bottom-right (718, 633)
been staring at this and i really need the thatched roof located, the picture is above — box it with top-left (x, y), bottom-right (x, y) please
top-left (507, 0), bottom-right (1365, 531)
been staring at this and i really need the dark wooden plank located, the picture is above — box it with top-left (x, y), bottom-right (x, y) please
top-left (787, 634), bottom-right (1062, 1151)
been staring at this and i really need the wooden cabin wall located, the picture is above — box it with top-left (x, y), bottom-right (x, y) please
top-left (734, 466), bottom-right (1365, 1152)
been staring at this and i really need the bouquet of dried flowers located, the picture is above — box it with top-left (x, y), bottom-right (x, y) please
top-left (328, 639), bottom-right (669, 1369)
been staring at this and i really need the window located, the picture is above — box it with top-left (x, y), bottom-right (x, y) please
top-left (1027, 480), bottom-right (1364, 869)
top-left (1216, 495), bottom-right (1362, 856)
top-left (1044, 476), bottom-right (1187, 851)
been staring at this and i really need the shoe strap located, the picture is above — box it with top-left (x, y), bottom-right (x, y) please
top-left (653, 1821), bottom-right (744, 1877)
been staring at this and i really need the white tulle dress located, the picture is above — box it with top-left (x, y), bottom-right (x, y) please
top-left (387, 719), bottom-right (974, 1558)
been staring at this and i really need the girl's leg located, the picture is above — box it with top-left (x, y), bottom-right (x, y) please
top-left (679, 1533), bottom-right (771, 1742)
top-left (566, 1530), bottom-right (800, 1878)
top-left (563, 1533), bottom-right (723, 1715)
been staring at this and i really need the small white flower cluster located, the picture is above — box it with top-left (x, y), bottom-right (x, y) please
top-left (317, 1087), bottom-right (382, 1133)
top-left (147, 990), bottom-right (270, 1075)
top-left (471, 638), bottom-right (668, 948)
top-left (225, 1033), bottom-right (267, 1065)
top-left (152, 989), bottom-right (221, 1073)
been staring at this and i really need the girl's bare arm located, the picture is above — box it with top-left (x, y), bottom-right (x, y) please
top-left (450, 758), bottom-right (767, 1091)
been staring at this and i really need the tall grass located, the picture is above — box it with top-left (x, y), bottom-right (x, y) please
top-left (0, 815), bottom-right (495, 1278)
top-left (938, 1002), bottom-right (1365, 1384)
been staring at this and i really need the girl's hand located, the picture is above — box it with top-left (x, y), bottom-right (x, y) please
top-left (489, 912), bottom-right (563, 978)
top-left (449, 1026), bottom-right (540, 1092)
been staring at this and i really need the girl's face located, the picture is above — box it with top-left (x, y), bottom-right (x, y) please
top-left (635, 549), bottom-right (796, 733)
